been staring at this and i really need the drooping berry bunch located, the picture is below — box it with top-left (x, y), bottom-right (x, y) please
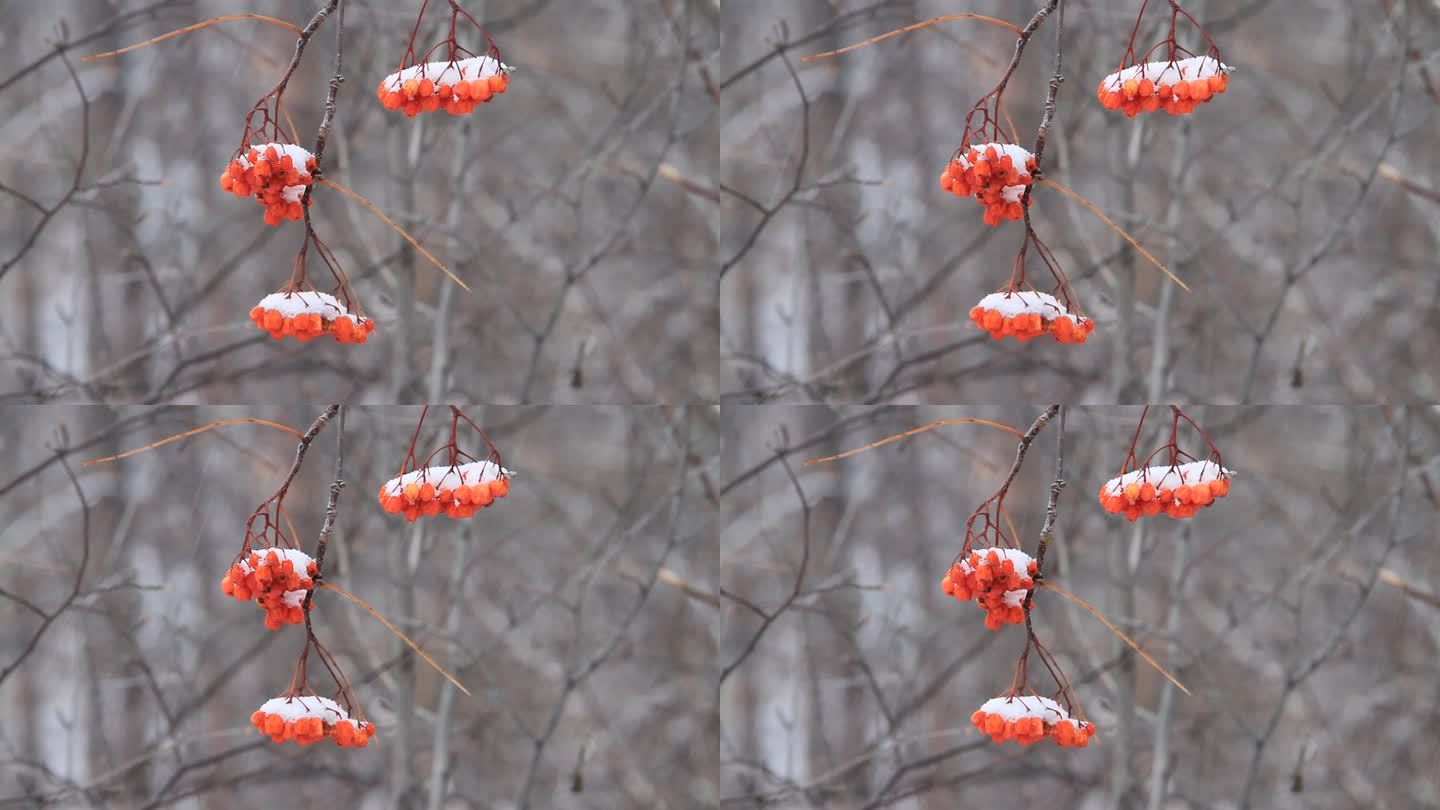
top-left (249, 230), bottom-right (375, 345)
top-left (971, 694), bottom-right (1097, 747)
top-left (377, 405), bottom-right (515, 522)
top-left (1097, 0), bottom-right (1232, 118)
top-left (940, 142), bottom-right (1037, 226)
top-left (251, 695), bottom-right (376, 747)
top-left (942, 81), bottom-right (1038, 228)
top-left (377, 0), bottom-right (513, 117)
top-left (1098, 404), bottom-right (1233, 521)
top-left (220, 143), bottom-right (317, 225)
top-left (943, 546), bottom-right (1039, 630)
top-left (223, 547), bottom-right (319, 630)
top-left (967, 227), bottom-right (1093, 345)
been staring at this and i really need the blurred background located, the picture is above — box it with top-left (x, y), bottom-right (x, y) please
top-left (0, 0), bottom-right (718, 403)
top-left (0, 404), bottom-right (718, 808)
top-left (721, 404), bottom-right (1438, 808)
top-left (721, 0), bottom-right (1440, 402)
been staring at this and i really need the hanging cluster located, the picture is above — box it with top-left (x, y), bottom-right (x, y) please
top-left (377, 459), bottom-right (513, 520)
top-left (971, 695), bottom-right (1097, 747)
top-left (251, 695), bottom-right (376, 747)
top-left (378, 405), bottom-right (514, 522)
top-left (222, 547), bottom-right (318, 630)
top-left (1099, 459), bottom-right (1232, 520)
top-left (1099, 405), bottom-right (1232, 522)
top-left (1099, 0), bottom-right (1231, 117)
top-left (942, 547), bottom-right (1037, 630)
top-left (219, 143), bottom-right (316, 225)
top-left (1097, 56), bottom-right (1231, 117)
top-left (377, 56), bottom-right (512, 117)
top-left (249, 291), bottom-right (375, 344)
top-left (380, 0), bottom-right (512, 117)
top-left (969, 290), bottom-right (1095, 344)
top-left (940, 143), bottom-right (1036, 225)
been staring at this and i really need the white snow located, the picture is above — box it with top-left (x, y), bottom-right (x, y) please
top-left (978, 694), bottom-right (1069, 724)
top-left (256, 695), bottom-right (352, 724)
top-left (235, 142), bottom-right (314, 177)
top-left (973, 291), bottom-right (1086, 325)
top-left (958, 547), bottom-right (1034, 606)
top-left (237, 547), bottom-right (315, 575)
top-left (959, 546), bottom-right (1035, 574)
top-left (1101, 459), bottom-right (1233, 497)
top-left (956, 142), bottom-right (1033, 203)
top-left (236, 548), bottom-right (314, 606)
top-left (956, 142), bottom-right (1035, 177)
top-left (280, 185), bottom-right (307, 203)
top-left (1100, 56), bottom-right (1232, 94)
top-left (253, 291), bottom-right (351, 319)
top-left (379, 459), bottom-right (515, 498)
top-left (380, 55), bottom-right (513, 93)
top-left (979, 695), bottom-right (1095, 731)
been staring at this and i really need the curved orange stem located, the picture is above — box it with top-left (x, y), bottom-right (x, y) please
top-left (83, 418), bottom-right (304, 466)
top-left (317, 177), bottom-right (470, 293)
top-left (1039, 177), bottom-right (1190, 292)
top-left (320, 581), bottom-right (471, 696)
top-left (83, 14), bottom-right (302, 62)
top-left (804, 14), bottom-right (1022, 62)
top-left (805, 417), bottom-right (1024, 466)
top-left (1041, 581), bottom-right (1191, 696)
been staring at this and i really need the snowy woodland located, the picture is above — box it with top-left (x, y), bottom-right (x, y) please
top-left (0, 405), bottom-right (718, 807)
top-left (721, 404), bottom-right (1439, 809)
top-left (722, 0), bottom-right (1440, 402)
top-left (0, 0), bottom-right (718, 403)
top-left (3, 1), bottom-right (1440, 809)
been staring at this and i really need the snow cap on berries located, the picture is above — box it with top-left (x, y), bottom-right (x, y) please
top-left (969, 290), bottom-right (1095, 344)
top-left (971, 694), bottom-right (1097, 747)
top-left (1097, 56), bottom-right (1233, 117)
top-left (941, 546), bottom-right (1038, 629)
top-left (221, 547), bottom-right (318, 629)
top-left (219, 142), bottom-right (317, 225)
top-left (377, 459), bottom-right (515, 521)
top-left (376, 56), bottom-right (513, 116)
top-left (940, 142), bottom-right (1037, 226)
top-left (249, 291), bottom-right (375, 344)
top-left (251, 695), bottom-right (376, 747)
top-left (1099, 459), bottom-right (1233, 520)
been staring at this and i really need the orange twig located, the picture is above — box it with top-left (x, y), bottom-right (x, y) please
top-left (83, 418), bottom-right (304, 465)
top-left (1041, 581), bottom-right (1191, 696)
top-left (805, 417), bottom-right (1024, 466)
top-left (320, 581), bottom-right (471, 696)
top-left (83, 14), bottom-right (302, 61)
top-left (803, 14), bottom-right (1022, 61)
top-left (1039, 177), bottom-right (1190, 292)
top-left (317, 177), bottom-right (470, 292)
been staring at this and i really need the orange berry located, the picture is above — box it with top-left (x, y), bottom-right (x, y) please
top-left (1122, 78), bottom-right (1139, 99)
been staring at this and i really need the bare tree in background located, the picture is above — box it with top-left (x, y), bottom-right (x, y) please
top-left (721, 404), bottom-right (1438, 809)
top-left (721, 0), bottom-right (1440, 402)
top-left (0, 404), bottom-right (718, 808)
top-left (0, 0), bottom-right (719, 403)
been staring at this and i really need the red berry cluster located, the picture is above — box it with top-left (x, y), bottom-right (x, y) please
top-left (218, 144), bottom-right (317, 225)
top-left (221, 548), bottom-right (317, 630)
top-left (940, 547), bottom-right (1038, 630)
